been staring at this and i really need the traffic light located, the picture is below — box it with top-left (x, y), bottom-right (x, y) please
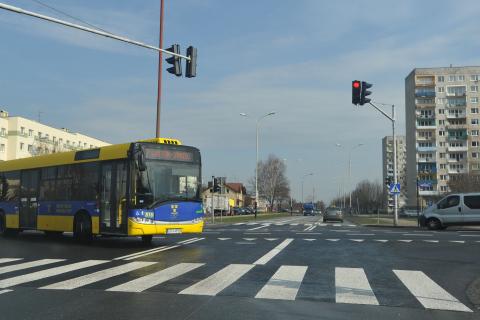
top-left (185, 46), bottom-right (197, 78)
top-left (165, 44), bottom-right (182, 77)
top-left (360, 81), bottom-right (372, 105)
top-left (352, 80), bottom-right (361, 105)
top-left (213, 177), bottom-right (220, 193)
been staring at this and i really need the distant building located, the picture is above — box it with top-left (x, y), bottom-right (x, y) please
top-left (0, 110), bottom-right (109, 161)
top-left (382, 135), bottom-right (407, 210)
top-left (405, 66), bottom-right (480, 206)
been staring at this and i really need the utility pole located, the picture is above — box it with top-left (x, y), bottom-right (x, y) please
top-left (155, 0), bottom-right (165, 138)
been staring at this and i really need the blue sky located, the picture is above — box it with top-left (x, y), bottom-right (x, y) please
top-left (1, 0), bottom-right (480, 202)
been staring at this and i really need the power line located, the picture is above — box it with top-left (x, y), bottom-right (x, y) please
top-left (29, 0), bottom-right (111, 34)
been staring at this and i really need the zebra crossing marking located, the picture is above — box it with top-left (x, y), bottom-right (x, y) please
top-left (265, 238), bottom-right (278, 241)
top-left (0, 259), bottom-right (65, 276)
top-left (0, 289), bottom-right (12, 295)
top-left (450, 240), bottom-right (465, 243)
top-left (107, 263), bottom-right (204, 293)
top-left (179, 264), bottom-right (254, 296)
top-left (217, 238), bottom-right (231, 241)
top-left (255, 265), bottom-right (307, 300)
top-left (398, 240), bottom-right (412, 243)
top-left (254, 239), bottom-right (293, 265)
top-left (326, 239), bottom-right (340, 242)
top-left (40, 261), bottom-right (156, 290)
top-left (374, 240), bottom-right (388, 243)
top-left (335, 267), bottom-right (379, 305)
top-left (394, 270), bottom-right (472, 312)
top-left (350, 239), bottom-right (364, 242)
top-left (0, 258), bottom-right (23, 265)
top-left (0, 260), bottom-right (109, 289)
top-left (243, 238), bottom-right (256, 241)
top-left (303, 239), bottom-right (316, 241)
top-left (424, 240), bottom-right (439, 243)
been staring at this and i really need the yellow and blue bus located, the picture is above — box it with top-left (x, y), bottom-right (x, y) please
top-left (0, 138), bottom-right (204, 243)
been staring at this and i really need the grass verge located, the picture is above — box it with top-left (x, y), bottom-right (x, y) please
top-left (204, 212), bottom-right (292, 224)
top-left (347, 215), bottom-right (419, 227)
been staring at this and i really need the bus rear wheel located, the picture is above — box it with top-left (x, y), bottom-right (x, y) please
top-left (0, 212), bottom-right (6, 236)
top-left (74, 213), bottom-right (93, 243)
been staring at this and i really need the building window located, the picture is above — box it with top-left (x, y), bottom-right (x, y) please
top-left (471, 97), bottom-right (479, 103)
top-left (0, 128), bottom-right (5, 137)
top-left (440, 164), bottom-right (446, 169)
top-left (28, 145), bottom-right (33, 152)
top-left (437, 98), bottom-right (445, 104)
top-left (472, 108), bottom-right (479, 114)
top-left (438, 76), bottom-right (445, 82)
top-left (471, 75), bottom-right (479, 81)
top-left (448, 75), bottom-right (456, 82)
top-left (441, 186), bottom-right (448, 192)
top-left (439, 141), bottom-right (445, 147)
top-left (20, 127), bottom-right (25, 135)
top-left (458, 75), bottom-right (465, 81)
top-left (38, 132), bottom-right (42, 138)
top-left (439, 130), bottom-right (445, 136)
top-left (439, 120), bottom-right (445, 125)
top-left (472, 119), bottom-right (479, 125)
top-left (440, 175), bottom-right (448, 180)
top-left (20, 142), bottom-right (24, 150)
top-left (29, 129), bottom-right (33, 137)
top-left (472, 130), bottom-right (479, 136)
top-left (440, 153), bottom-right (445, 158)
top-left (473, 152), bottom-right (478, 158)
top-left (0, 144), bottom-right (4, 152)
top-left (438, 109), bottom-right (445, 114)
top-left (437, 87), bottom-right (444, 93)
top-left (471, 86), bottom-right (478, 92)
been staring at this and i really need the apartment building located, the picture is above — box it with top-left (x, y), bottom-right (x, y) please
top-left (405, 66), bottom-right (480, 206)
top-left (0, 110), bottom-right (109, 161)
top-left (382, 135), bottom-right (407, 209)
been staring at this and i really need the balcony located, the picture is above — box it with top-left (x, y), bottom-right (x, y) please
top-left (446, 92), bottom-right (466, 97)
top-left (416, 124), bottom-right (436, 130)
top-left (446, 113), bottom-right (466, 119)
top-left (418, 157), bottom-right (436, 163)
top-left (416, 146), bottom-right (436, 152)
top-left (415, 77), bottom-right (435, 87)
top-left (448, 168), bottom-right (468, 174)
top-left (447, 157), bottom-right (467, 163)
top-left (416, 113), bottom-right (435, 119)
top-left (447, 124), bottom-right (468, 130)
top-left (416, 135), bottom-right (435, 141)
top-left (415, 91), bottom-right (436, 98)
top-left (447, 146), bottom-right (468, 152)
top-left (419, 190), bottom-right (440, 196)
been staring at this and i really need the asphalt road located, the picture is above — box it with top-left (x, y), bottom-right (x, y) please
top-left (0, 215), bottom-right (479, 320)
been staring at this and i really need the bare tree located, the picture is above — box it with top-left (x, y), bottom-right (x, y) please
top-left (349, 180), bottom-right (384, 214)
top-left (252, 154), bottom-right (290, 211)
top-left (448, 174), bottom-right (480, 193)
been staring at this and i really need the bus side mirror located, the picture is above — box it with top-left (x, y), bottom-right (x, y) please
top-left (137, 151), bottom-right (147, 172)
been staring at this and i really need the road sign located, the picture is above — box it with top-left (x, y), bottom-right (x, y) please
top-left (389, 183), bottom-right (401, 195)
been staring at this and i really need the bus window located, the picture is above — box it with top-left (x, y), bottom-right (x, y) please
top-left (3, 172), bottom-right (20, 202)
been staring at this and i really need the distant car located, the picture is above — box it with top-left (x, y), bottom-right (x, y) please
top-left (323, 207), bottom-right (343, 222)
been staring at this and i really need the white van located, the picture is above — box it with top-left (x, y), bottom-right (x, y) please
top-left (420, 193), bottom-right (480, 230)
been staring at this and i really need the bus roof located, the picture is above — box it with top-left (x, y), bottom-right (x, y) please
top-left (0, 137), bottom-right (182, 172)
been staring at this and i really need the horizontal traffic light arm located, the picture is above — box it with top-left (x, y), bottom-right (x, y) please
top-left (0, 2), bottom-right (191, 61)
top-left (368, 101), bottom-right (394, 122)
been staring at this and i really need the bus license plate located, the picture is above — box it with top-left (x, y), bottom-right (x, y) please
top-left (167, 229), bottom-right (182, 234)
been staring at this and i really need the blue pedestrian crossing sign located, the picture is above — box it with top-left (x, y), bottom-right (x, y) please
top-left (389, 183), bottom-right (401, 194)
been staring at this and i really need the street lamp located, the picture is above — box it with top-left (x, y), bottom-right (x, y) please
top-left (240, 111), bottom-right (276, 215)
top-left (336, 143), bottom-right (364, 211)
top-left (301, 173), bottom-right (314, 205)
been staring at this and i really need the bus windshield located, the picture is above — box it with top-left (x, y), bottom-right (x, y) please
top-left (135, 160), bottom-right (200, 208)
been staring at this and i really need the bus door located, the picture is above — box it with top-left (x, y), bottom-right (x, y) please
top-left (19, 169), bottom-right (39, 229)
top-left (100, 161), bottom-right (127, 233)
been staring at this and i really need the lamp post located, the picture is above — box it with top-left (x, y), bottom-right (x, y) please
top-left (301, 173), bottom-right (314, 205)
top-left (336, 143), bottom-right (364, 212)
top-left (240, 111), bottom-right (276, 216)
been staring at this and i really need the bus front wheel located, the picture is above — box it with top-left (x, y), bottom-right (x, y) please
top-left (74, 213), bottom-right (93, 243)
top-left (141, 235), bottom-right (153, 246)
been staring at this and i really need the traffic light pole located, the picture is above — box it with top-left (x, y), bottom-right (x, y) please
top-left (368, 102), bottom-right (398, 227)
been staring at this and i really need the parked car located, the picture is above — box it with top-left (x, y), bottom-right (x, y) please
top-left (420, 193), bottom-right (480, 230)
top-left (323, 207), bottom-right (343, 222)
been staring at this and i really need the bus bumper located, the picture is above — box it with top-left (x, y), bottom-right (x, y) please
top-left (127, 218), bottom-right (204, 236)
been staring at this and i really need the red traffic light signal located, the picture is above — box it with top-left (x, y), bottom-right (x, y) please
top-left (352, 80), bottom-right (361, 105)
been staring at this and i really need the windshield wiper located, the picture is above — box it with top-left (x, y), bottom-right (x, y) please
top-left (147, 196), bottom-right (186, 209)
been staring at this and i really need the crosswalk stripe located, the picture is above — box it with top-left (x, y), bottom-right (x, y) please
top-left (217, 238), bottom-right (231, 241)
top-left (255, 266), bottom-right (307, 300)
top-left (335, 267), bottom-right (379, 305)
top-left (450, 241), bottom-right (465, 243)
top-left (303, 239), bottom-right (316, 241)
top-left (179, 264), bottom-right (254, 296)
top-left (424, 240), bottom-right (439, 243)
top-left (243, 238), bottom-right (256, 241)
top-left (374, 240), bottom-right (388, 243)
top-left (0, 289), bottom-right (12, 295)
top-left (326, 239), bottom-right (340, 242)
top-left (254, 239), bottom-right (293, 265)
top-left (107, 263), bottom-right (205, 293)
top-left (393, 270), bottom-right (472, 312)
top-left (0, 259), bottom-right (64, 276)
top-left (114, 238), bottom-right (199, 260)
top-left (350, 239), bottom-right (364, 242)
top-left (398, 240), bottom-right (412, 243)
top-left (0, 258), bottom-right (23, 265)
top-left (40, 261), bottom-right (156, 290)
top-left (265, 238), bottom-right (278, 241)
top-left (0, 260), bottom-right (108, 289)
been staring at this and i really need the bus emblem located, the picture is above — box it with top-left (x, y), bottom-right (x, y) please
top-left (171, 204), bottom-right (178, 217)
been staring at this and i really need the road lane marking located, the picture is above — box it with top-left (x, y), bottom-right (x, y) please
top-left (295, 233), bottom-right (322, 235)
top-left (217, 238), bottom-right (231, 241)
top-left (0, 258), bottom-right (24, 265)
top-left (393, 270), bottom-right (472, 312)
top-left (349, 239), bottom-right (364, 242)
top-left (0, 260), bottom-right (108, 289)
top-left (325, 239), bottom-right (340, 242)
top-left (403, 234), bottom-right (432, 237)
top-left (233, 223), bottom-right (245, 226)
top-left (0, 259), bottom-right (65, 275)
top-left (243, 238), bottom-right (256, 241)
top-left (290, 223), bottom-right (299, 226)
top-left (114, 238), bottom-right (203, 261)
top-left (449, 241), bottom-right (465, 243)
top-left (424, 240), bottom-right (439, 243)
top-left (303, 239), bottom-right (316, 241)
top-left (265, 238), bottom-right (278, 241)
top-left (347, 234), bottom-right (375, 236)
top-left (0, 258), bottom-right (23, 265)
top-left (0, 289), bottom-right (12, 295)
top-left (335, 267), bottom-right (379, 305)
top-left (123, 245), bottom-right (181, 261)
top-left (255, 265), bottom-right (307, 300)
top-left (179, 264), bottom-right (254, 296)
top-left (108, 263), bottom-right (205, 293)
top-left (40, 261), bottom-right (156, 290)
top-left (374, 240), bottom-right (388, 243)
top-left (248, 224), bottom-right (270, 231)
top-left (460, 234), bottom-right (480, 237)
top-left (398, 240), bottom-right (412, 243)
top-left (254, 239), bottom-right (293, 265)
